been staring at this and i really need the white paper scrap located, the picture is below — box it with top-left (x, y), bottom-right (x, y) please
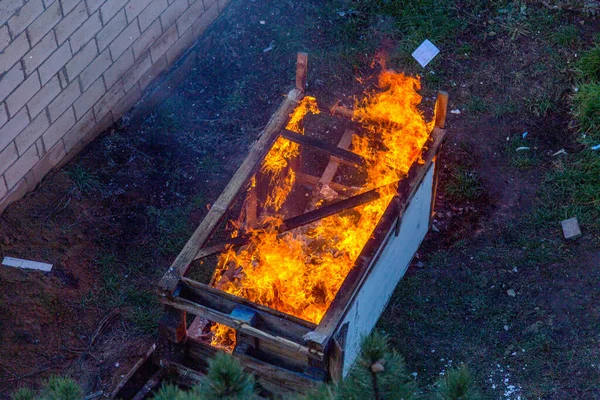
top-left (412, 39), bottom-right (440, 68)
top-left (2, 257), bottom-right (53, 272)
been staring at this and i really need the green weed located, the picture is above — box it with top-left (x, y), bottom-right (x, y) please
top-left (576, 45), bottom-right (600, 81)
top-left (65, 165), bottom-right (102, 194)
top-left (444, 166), bottom-right (484, 202)
top-left (465, 97), bottom-right (488, 114)
top-left (147, 205), bottom-right (193, 255)
top-left (551, 24), bottom-right (581, 48)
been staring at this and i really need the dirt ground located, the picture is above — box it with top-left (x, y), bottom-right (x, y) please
top-left (0, 1), bottom-right (599, 398)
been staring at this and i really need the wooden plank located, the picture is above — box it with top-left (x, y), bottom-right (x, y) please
top-left (280, 129), bottom-right (365, 166)
top-left (233, 343), bottom-right (323, 392)
top-left (193, 186), bottom-right (384, 262)
top-left (181, 277), bottom-right (316, 332)
top-left (434, 91), bottom-right (449, 129)
top-left (111, 344), bottom-right (157, 399)
top-left (305, 129), bottom-right (355, 211)
top-left (159, 88), bottom-right (304, 293)
top-left (186, 339), bottom-right (321, 396)
top-left (295, 172), bottom-right (357, 195)
top-left (282, 186), bottom-right (383, 231)
top-left (305, 127), bottom-right (448, 351)
top-left (131, 370), bottom-right (163, 400)
top-left (159, 295), bottom-right (323, 360)
top-left (296, 52), bottom-right (308, 92)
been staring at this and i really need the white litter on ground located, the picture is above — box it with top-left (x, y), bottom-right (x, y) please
top-left (488, 363), bottom-right (524, 400)
top-left (2, 257), bottom-right (53, 272)
top-left (411, 39), bottom-right (440, 67)
top-left (450, 109), bottom-right (461, 114)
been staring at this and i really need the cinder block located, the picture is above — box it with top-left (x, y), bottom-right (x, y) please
top-left (0, 0), bottom-right (23, 26)
top-left (0, 142), bottom-right (19, 175)
top-left (122, 50), bottom-right (152, 91)
top-left (60, 0), bottom-right (81, 14)
top-left (193, 0), bottom-right (219, 38)
top-left (204, 0), bottom-right (217, 8)
top-left (4, 144), bottom-right (40, 190)
top-left (217, 0), bottom-right (230, 11)
top-left (65, 39), bottom-right (98, 81)
top-left (0, 108), bottom-right (29, 151)
top-left (63, 109), bottom-right (95, 152)
top-left (15, 111), bottom-right (50, 155)
top-left (104, 48), bottom-right (134, 89)
top-left (0, 25), bottom-right (10, 52)
top-left (81, 109), bottom-right (112, 145)
top-left (73, 77), bottom-right (105, 119)
top-left (100, 0), bottom-right (125, 24)
top-left (138, 53), bottom-right (166, 90)
top-left (7, 0), bottom-right (44, 37)
top-left (176, 0), bottom-right (203, 36)
top-left (93, 79), bottom-right (124, 120)
top-left (0, 103), bottom-right (7, 128)
top-left (31, 139), bottom-right (66, 183)
top-left (112, 83), bottom-right (141, 118)
top-left (0, 64), bottom-right (24, 104)
top-left (150, 23), bottom-right (177, 63)
top-left (0, 33), bottom-right (29, 75)
top-left (47, 80), bottom-right (81, 122)
top-left (139, 0), bottom-right (168, 32)
top-left (561, 217), bottom-right (582, 240)
top-left (0, 177), bottom-right (7, 201)
top-left (27, 0), bottom-right (62, 46)
top-left (69, 11), bottom-right (102, 53)
top-left (38, 42), bottom-right (71, 84)
top-left (166, 27), bottom-right (193, 66)
top-left (125, 0), bottom-right (153, 23)
top-left (109, 20), bottom-right (140, 61)
top-left (160, 0), bottom-right (187, 31)
top-left (97, 9), bottom-right (127, 51)
top-left (86, 0), bottom-right (104, 14)
top-left (23, 31), bottom-right (58, 76)
top-left (54, 1), bottom-right (88, 45)
top-left (79, 48), bottom-right (111, 90)
top-left (133, 19), bottom-right (162, 60)
top-left (42, 107), bottom-right (76, 149)
top-left (27, 75), bottom-right (61, 118)
top-left (6, 72), bottom-right (42, 117)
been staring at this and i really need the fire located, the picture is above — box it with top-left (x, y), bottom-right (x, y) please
top-left (210, 71), bottom-right (432, 349)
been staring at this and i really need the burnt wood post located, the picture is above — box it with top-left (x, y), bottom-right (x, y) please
top-left (296, 52), bottom-right (308, 92)
top-left (158, 305), bottom-right (187, 344)
top-left (434, 90), bottom-right (449, 129)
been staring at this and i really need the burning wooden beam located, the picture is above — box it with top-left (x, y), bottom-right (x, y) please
top-left (159, 88), bottom-right (305, 293)
top-left (279, 129), bottom-right (365, 166)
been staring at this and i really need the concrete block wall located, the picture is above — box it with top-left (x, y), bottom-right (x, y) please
top-left (0, 0), bottom-right (228, 214)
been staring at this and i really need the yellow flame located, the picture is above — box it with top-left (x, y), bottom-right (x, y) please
top-left (210, 72), bottom-right (432, 349)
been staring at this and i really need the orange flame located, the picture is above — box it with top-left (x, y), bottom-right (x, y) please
top-left (210, 71), bottom-right (432, 349)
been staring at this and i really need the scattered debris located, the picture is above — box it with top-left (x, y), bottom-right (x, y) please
top-left (2, 257), bottom-right (53, 272)
top-left (561, 217), bottom-right (582, 240)
top-left (263, 40), bottom-right (275, 52)
top-left (515, 147), bottom-right (530, 151)
top-left (431, 224), bottom-right (440, 232)
top-left (591, 144), bottom-right (600, 151)
top-left (507, 289), bottom-right (516, 297)
top-left (450, 109), bottom-right (461, 114)
top-left (552, 149), bottom-right (567, 156)
top-left (522, 131), bottom-right (528, 139)
top-left (411, 39), bottom-right (440, 67)
top-left (259, 20), bottom-right (265, 24)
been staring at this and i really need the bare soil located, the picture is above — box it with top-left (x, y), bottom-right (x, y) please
top-left (0, 1), bottom-right (598, 398)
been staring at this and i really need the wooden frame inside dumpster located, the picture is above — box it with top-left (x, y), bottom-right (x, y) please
top-left (155, 54), bottom-right (449, 395)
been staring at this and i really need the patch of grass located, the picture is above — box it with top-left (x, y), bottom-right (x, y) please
top-left (526, 95), bottom-right (555, 118)
top-left (465, 96), bottom-right (488, 114)
top-left (147, 205), bottom-right (193, 255)
top-left (576, 45), bottom-right (600, 81)
top-left (65, 165), bottom-right (102, 194)
top-left (507, 136), bottom-right (540, 170)
top-left (573, 82), bottom-right (600, 137)
top-left (444, 166), bottom-right (484, 202)
top-left (550, 24), bottom-right (581, 48)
